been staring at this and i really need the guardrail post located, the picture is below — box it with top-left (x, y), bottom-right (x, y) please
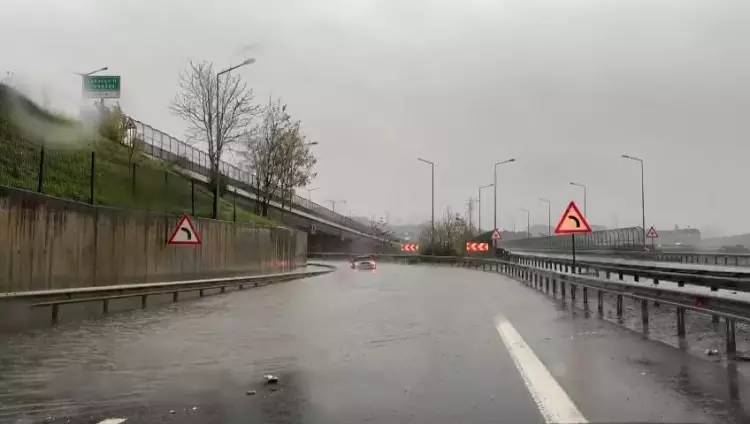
top-left (676, 307), bottom-right (686, 338)
top-left (173, 292), bottom-right (179, 302)
top-left (616, 295), bottom-right (623, 318)
top-left (606, 271), bottom-right (611, 279)
top-left (221, 286), bottom-right (226, 293)
top-left (597, 290), bottom-right (603, 314)
top-left (552, 279), bottom-right (557, 296)
top-left (619, 272), bottom-right (623, 280)
top-left (726, 319), bottom-right (737, 358)
top-left (571, 284), bottom-right (576, 302)
top-left (545, 278), bottom-right (549, 293)
top-left (199, 289), bottom-right (204, 297)
top-left (561, 281), bottom-right (566, 299)
top-left (102, 299), bottom-right (110, 314)
top-left (713, 315), bottom-right (720, 324)
top-left (51, 304), bottom-right (59, 324)
top-left (641, 299), bottom-right (649, 332)
top-left (141, 295), bottom-right (147, 309)
top-left (583, 287), bottom-right (588, 307)
top-left (634, 274), bottom-right (639, 282)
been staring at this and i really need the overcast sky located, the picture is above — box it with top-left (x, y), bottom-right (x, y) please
top-left (3, 0), bottom-right (750, 236)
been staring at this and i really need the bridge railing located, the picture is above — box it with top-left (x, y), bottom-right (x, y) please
top-left (131, 118), bottom-right (374, 235)
top-left (501, 227), bottom-right (645, 250)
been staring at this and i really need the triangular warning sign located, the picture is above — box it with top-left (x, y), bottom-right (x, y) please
top-left (646, 226), bottom-right (659, 238)
top-left (554, 201), bottom-right (592, 235)
top-left (168, 215), bottom-right (202, 245)
top-left (491, 229), bottom-right (502, 240)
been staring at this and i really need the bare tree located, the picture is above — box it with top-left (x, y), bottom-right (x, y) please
top-left (245, 98), bottom-right (316, 217)
top-left (419, 207), bottom-right (472, 255)
top-left (170, 60), bottom-right (256, 218)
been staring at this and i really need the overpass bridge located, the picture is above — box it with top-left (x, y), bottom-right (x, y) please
top-left (131, 118), bottom-right (394, 252)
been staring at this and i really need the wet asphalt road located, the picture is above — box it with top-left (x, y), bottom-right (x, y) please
top-left (3, 262), bottom-right (750, 423)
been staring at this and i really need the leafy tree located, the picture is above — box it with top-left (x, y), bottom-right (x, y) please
top-left (245, 99), bottom-right (317, 217)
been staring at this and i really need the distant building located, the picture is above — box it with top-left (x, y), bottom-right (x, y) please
top-left (655, 226), bottom-right (701, 247)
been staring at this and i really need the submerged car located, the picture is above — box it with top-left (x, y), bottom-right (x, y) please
top-left (351, 255), bottom-right (377, 270)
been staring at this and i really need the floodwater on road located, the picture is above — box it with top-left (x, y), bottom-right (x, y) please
top-left (2, 262), bottom-right (750, 423)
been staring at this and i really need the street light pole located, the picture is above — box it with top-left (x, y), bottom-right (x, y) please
top-left (569, 182), bottom-right (587, 216)
top-left (417, 158), bottom-right (435, 247)
top-left (214, 58), bottom-right (256, 219)
top-left (622, 154), bottom-right (646, 247)
top-left (307, 187), bottom-right (319, 201)
top-left (519, 208), bottom-right (530, 239)
top-left (539, 198), bottom-right (551, 249)
top-left (325, 199), bottom-right (346, 213)
top-left (493, 158), bottom-right (515, 231)
top-left (478, 183), bottom-right (493, 233)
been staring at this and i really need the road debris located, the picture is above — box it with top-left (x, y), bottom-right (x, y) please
top-left (705, 349), bottom-right (719, 356)
top-left (168, 410), bottom-right (176, 415)
top-left (97, 420), bottom-right (127, 424)
top-left (246, 390), bottom-right (257, 396)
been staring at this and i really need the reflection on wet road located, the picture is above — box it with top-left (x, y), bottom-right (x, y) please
top-left (2, 262), bottom-right (750, 423)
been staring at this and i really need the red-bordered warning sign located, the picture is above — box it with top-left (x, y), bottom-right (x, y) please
top-left (168, 215), bottom-right (202, 245)
top-left (646, 226), bottom-right (659, 238)
top-left (554, 201), bottom-right (592, 235)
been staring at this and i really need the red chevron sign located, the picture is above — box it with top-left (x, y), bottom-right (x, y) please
top-left (465, 242), bottom-right (489, 253)
top-left (401, 243), bottom-right (419, 252)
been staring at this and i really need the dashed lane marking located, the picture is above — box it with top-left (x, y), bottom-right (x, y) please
top-left (495, 314), bottom-right (587, 424)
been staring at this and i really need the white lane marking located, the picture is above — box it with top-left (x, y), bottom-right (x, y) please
top-left (495, 314), bottom-right (587, 424)
top-left (97, 419), bottom-right (127, 424)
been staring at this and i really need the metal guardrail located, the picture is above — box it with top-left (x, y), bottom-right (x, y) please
top-left (310, 251), bottom-right (750, 292)
top-left (309, 252), bottom-right (747, 358)
top-left (2, 265), bottom-right (336, 324)
top-left (130, 118), bottom-right (374, 235)
top-left (507, 253), bottom-right (750, 292)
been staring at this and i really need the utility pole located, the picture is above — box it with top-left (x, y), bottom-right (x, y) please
top-left (478, 183), bottom-right (493, 233)
top-left (417, 158), bottom-right (436, 247)
top-left (466, 197), bottom-right (475, 233)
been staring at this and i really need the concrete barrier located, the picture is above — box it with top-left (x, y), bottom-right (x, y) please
top-left (0, 187), bottom-right (306, 293)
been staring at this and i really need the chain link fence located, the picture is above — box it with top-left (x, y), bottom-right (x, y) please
top-left (0, 137), bottom-right (259, 224)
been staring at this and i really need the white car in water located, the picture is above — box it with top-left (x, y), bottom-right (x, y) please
top-left (351, 255), bottom-right (377, 270)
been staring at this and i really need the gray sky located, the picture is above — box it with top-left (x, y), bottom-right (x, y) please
top-left (3, 0), bottom-right (750, 236)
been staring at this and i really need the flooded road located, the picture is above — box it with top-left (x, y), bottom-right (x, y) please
top-left (2, 262), bottom-right (750, 423)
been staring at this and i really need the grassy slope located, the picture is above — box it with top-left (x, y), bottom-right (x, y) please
top-left (0, 84), bottom-right (277, 227)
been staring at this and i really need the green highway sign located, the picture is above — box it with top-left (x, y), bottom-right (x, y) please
top-left (83, 75), bottom-right (121, 98)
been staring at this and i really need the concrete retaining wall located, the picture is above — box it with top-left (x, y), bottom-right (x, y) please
top-left (0, 187), bottom-right (307, 293)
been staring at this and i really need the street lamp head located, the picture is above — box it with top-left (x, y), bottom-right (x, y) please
top-left (305, 141), bottom-right (319, 146)
top-left (539, 197), bottom-right (549, 203)
top-left (242, 58), bottom-right (256, 66)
